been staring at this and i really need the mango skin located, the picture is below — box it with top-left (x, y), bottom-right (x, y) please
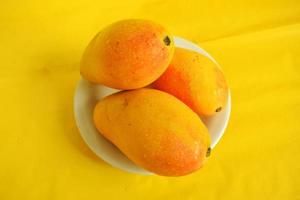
top-left (152, 47), bottom-right (228, 116)
top-left (80, 19), bottom-right (174, 89)
top-left (93, 88), bottom-right (211, 176)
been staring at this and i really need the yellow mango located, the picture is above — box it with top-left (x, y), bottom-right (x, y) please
top-left (80, 19), bottom-right (174, 89)
top-left (93, 88), bottom-right (211, 176)
top-left (153, 47), bottom-right (228, 116)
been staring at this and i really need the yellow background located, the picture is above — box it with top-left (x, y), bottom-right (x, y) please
top-left (1, 0), bottom-right (300, 199)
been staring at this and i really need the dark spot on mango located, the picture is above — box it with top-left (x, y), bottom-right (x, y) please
top-left (163, 36), bottom-right (171, 46)
top-left (216, 107), bottom-right (222, 112)
top-left (206, 147), bottom-right (211, 157)
top-left (123, 98), bottom-right (129, 108)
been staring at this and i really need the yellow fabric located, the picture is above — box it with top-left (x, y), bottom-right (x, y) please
top-left (1, 0), bottom-right (300, 199)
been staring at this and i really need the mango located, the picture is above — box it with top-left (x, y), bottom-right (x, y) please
top-left (93, 88), bottom-right (211, 176)
top-left (80, 19), bottom-right (174, 89)
top-left (152, 48), bottom-right (228, 116)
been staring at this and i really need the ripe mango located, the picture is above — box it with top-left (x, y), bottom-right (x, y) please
top-left (153, 48), bottom-right (228, 116)
top-left (93, 88), bottom-right (211, 176)
top-left (80, 19), bottom-right (174, 89)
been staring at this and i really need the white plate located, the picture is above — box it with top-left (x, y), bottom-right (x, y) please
top-left (74, 36), bottom-right (231, 175)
